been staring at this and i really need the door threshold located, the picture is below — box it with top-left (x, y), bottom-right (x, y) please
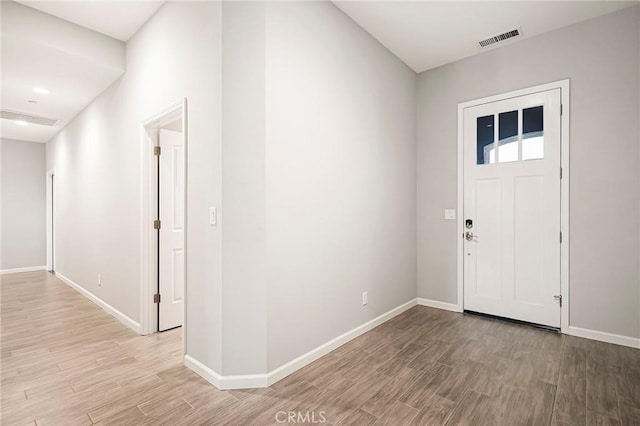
top-left (464, 310), bottom-right (560, 332)
top-left (158, 325), bottom-right (182, 333)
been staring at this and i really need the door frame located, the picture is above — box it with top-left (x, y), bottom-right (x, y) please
top-left (46, 168), bottom-right (56, 272)
top-left (140, 99), bottom-right (188, 353)
top-left (456, 79), bottom-right (570, 333)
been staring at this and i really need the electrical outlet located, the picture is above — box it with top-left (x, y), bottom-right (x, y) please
top-left (362, 292), bottom-right (368, 306)
top-left (209, 207), bottom-right (217, 226)
top-left (98, 274), bottom-right (102, 287)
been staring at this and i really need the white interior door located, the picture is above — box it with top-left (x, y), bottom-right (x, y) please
top-left (463, 89), bottom-right (562, 328)
top-left (158, 127), bottom-right (185, 331)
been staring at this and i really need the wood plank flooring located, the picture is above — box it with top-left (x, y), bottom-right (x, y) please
top-left (1, 271), bottom-right (638, 425)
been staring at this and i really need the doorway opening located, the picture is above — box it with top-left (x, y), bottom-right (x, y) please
top-left (140, 100), bottom-right (187, 350)
top-left (46, 169), bottom-right (56, 273)
top-left (456, 80), bottom-right (570, 332)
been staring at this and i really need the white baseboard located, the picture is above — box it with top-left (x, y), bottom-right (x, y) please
top-left (417, 297), bottom-right (462, 313)
top-left (55, 272), bottom-right (141, 334)
top-left (566, 326), bottom-right (640, 349)
top-left (0, 265), bottom-right (47, 275)
top-left (184, 355), bottom-right (268, 390)
top-left (184, 298), bottom-right (418, 390)
top-left (183, 301), bottom-right (640, 391)
top-left (266, 298), bottom-right (417, 386)
top-left (184, 355), bottom-right (223, 389)
top-left (416, 298), bottom-right (639, 349)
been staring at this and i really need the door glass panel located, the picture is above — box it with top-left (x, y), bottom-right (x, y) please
top-left (498, 110), bottom-right (518, 163)
top-left (522, 106), bottom-right (544, 160)
top-left (477, 115), bottom-right (495, 165)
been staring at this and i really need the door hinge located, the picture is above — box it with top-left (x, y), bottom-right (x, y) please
top-left (154, 146), bottom-right (161, 156)
top-left (560, 231), bottom-right (563, 243)
top-left (153, 219), bottom-right (161, 230)
top-left (154, 293), bottom-right (161, 303)
top-left (560, 167), bottom-right (563, 179)
top-left (554, 294), bottom-right (562, 307)
top-left (560, 104), bottom-right (563, 116)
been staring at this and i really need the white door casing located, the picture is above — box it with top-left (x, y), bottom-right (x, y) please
top-left (158, 128), bottom-right (185, 331)
top-left (463, 88), bottom-right (562, 328)
top-left (46, 169), bottom-right (56, 272)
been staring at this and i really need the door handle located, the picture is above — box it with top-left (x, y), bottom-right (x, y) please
top-left (465, 231), bottom-right (477, 241)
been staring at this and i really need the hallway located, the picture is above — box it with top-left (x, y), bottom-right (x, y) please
top-left (2, 272), bottom-right (639, 425)
top-left (1, 271), bottom-right (229, 425)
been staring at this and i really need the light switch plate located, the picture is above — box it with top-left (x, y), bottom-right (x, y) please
top-left (209, 207), bottom-right (217, 226)
top-left (444, 209), bottom-right (456, 220)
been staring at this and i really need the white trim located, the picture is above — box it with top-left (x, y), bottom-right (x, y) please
top-left (423, 298), bottom-right (639, 349)
top-left (457, 80), bottom-right (570, 109)
top-left (184, 355), bottom-right (268, 390)
top-left (456, 79), bottom-right (570, 330)
top-left (185, 297), bottom-right (640, 392)
top-left (559, 82), bottom-right (570, 334)
top-left (417, 297), bottom-right (462, 313)
top-left (266, 298), bottom-right (417, 386)
top-left (566, 326), bottom-right (640, 349)
top-left (0, 266), bottom-right (47, 275)
top-left (184, 355), bottom-right (223, 388)
top-left (139, 100), bottom-right (188, 358)
top-left (56, 272), bottom-right (141, 334)
top-left (46, 168), bottom-right (56, 272)
top-left (456, 105), bottom-right (464, 313)
top-left (139, 121), bottom-right (156, 336)
top-left (184, 298), bottom-right (417, 390)
top-left (224, 374), bottom-right (268, 390)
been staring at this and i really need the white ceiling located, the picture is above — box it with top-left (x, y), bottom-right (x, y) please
top-left (1, 1), bottom-right (157, 143)
top-left (333, 1), bottom-right (639, 73)
top-left (1, 37), bottom-right (123, 142)
top-left (15, 0), bottom-right (165, 41)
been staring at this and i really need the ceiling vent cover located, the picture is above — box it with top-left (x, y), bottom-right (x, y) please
top-left (478, 27), bottom-right (522, 48)
top-left (1, 110), bottom-right (60, 126)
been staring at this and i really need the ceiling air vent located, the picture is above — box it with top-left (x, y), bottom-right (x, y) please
top-left (478, 27), bottom-right (522, 48)
top-left (1, 110), bottom-right (60, 126)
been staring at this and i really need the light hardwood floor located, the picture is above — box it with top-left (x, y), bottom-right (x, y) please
top-left (1, 271), bottom-right (639, 425)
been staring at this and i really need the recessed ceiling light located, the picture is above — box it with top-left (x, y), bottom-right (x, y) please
top-left (14, 120), bottom-right (28, 126)
top-left (32, 87), bottom-right (49, 94)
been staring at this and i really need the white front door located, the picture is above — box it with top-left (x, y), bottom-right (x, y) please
top-left (158, 127), bottom-right (185, 331)
top-left (463, 89), bottom-right (562, 328)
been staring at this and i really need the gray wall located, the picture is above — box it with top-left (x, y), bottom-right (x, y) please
top-left (265, 1), bottom-right (417, 370)
top-left (221, 1), bottom-right (268, 375)
top-left (218, 1), bottom-right (417, 374)
top-left (1, 138), bottom-right (46, 270)
top-left (417, 6), bottom-right (640, 339)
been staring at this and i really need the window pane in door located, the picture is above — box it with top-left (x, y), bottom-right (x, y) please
top-left (477, 115), bottom-right (495, 165)
top-left (523, 106), bottom-right (544, 160)
top-left (498, 110), bottom-right (518, 163)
